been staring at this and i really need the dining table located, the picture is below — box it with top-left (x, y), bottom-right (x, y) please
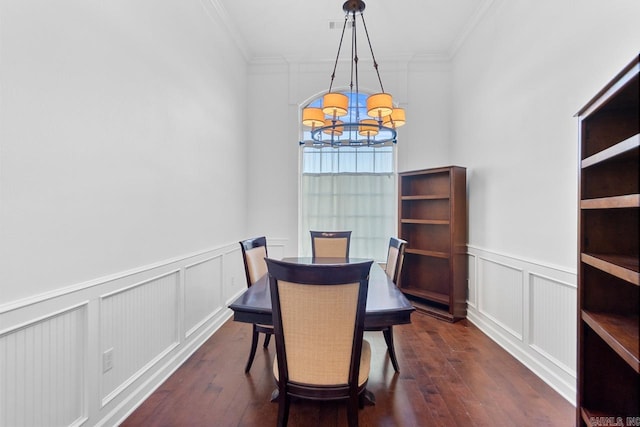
top-left (229, 256), bottom-right (414, 336)
top-left (228, 257), bottom-right (415, 405)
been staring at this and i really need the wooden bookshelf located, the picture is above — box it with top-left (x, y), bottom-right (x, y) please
top-left (576, 55), bottom-right (639, 426)
top-left (398, 166), bottom-right (467, 322)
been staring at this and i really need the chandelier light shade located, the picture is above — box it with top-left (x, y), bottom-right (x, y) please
top-left (300, 0), bottom-right (406, 147)
top-left (358, 119), bottom-right (379, 136)
top-left (322, 92), bottom-right (349, 117)
top-left (366, 93), bottom-right (393, 119)
top-left (383, 108), bottom-right (406, 128)
top-left (323, 119), bottom-right (344, 136)
top-left (302, 107), bottom-right (325, 128)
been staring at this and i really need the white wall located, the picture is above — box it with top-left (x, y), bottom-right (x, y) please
top-left (245, 61), bottom-right (299, 247)
top-left (0, 0), bottom-right (248, 304)
top-left (452, 0), bottom-right (640, 267)
top-left (451, 0), bottom-right (640, 404)
top-left (401, 59), bottom-right (452, 171)
top-left (0, 0), bottom-right (255, 425)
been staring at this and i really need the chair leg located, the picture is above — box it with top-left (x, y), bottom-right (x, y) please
top-left (244, 324), bottom-right (259, 373)
top-left (347, 393), bottom-right (359, 427)
top-left (382, 326), bottom-right (400, 373)
top-left (276, 388), bottom-right (290, 427)
top-left (263, 332), bottom-right (271, 348)
top-left (359, 388), bottom-right (376, 407)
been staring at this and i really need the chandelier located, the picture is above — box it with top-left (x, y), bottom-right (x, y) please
top-left (300, 0), bottom-right (406, 148)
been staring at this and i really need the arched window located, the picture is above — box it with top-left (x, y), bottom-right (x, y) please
top-left (299, 91), bottom-right (396, 261)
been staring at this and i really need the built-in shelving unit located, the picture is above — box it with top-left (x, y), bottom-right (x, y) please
top-left (397, 166), bottom-right (467, 322)
top-left (576, 55), bottom-right (639, 426)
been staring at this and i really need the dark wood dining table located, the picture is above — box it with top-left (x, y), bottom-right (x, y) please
top-left (228, 257), bottom-right (415, 330)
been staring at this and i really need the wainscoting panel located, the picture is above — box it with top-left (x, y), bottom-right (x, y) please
top-left (0, 238), bottom-right (291, 427)
top-left (478, 257), bottom-right (524, 340)
top-left (224, 248), bottom-right (247, 304)
top-left (467, 245), bottom-right (577, 405)
top-left (0, 304), bottom-right (87, 427)
top-left (529, 273), bottom-right (576, 372)
top-left (184, 256), bottom-right (223, 338)
top-left (99, 271), bottom-right (180, 405)
top-left (467, 254), bottom-right (477, 308)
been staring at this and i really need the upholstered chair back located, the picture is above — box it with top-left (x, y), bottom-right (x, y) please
top-left (310, 231), bottom-right (352, 258)
top-left (274, 279), bottom-right (370, 386)
top-left (384, 237), bottom-right (407, 285)
top-left (240, 236), bottom-right (268, 287)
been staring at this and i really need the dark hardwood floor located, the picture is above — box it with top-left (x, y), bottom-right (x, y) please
top-left (121, 313), bottom-right (575, 426)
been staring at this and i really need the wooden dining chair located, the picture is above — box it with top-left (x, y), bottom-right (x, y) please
top-left (239, 236), bottom-right (274, 373)
top-left (310, 230), bottom-right (352, 258)
top-left (265, 258), bottom-right (373, 427)
top-left (366, 237), bottom-right (407, 372)
top-left (384, 237), bottom-right (407, 285)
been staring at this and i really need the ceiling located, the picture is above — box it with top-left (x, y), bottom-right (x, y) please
top-left (214, 0), bottom-right (493, 62)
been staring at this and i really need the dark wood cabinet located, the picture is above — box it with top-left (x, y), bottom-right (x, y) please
top-left (576, 56), bottom-right (639, 426)
top-left (398, 166), bottom-right (467, 322)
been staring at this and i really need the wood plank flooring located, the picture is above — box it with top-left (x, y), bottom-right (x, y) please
top-left (121, 313), bottom-right (574, 426)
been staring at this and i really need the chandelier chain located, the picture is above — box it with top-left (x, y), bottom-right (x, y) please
top-left (359, 11), bottom-right (385, 93)
top-left (328, 14), bottom-right (350, 93)
top-left (351, 9), bottom-right (359, 122)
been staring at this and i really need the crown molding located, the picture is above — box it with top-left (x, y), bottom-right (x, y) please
top-left (409, 52), bottom-right (453, 63)
top-left (200, 0), bottom-right (252, 62)
top-left (448, 0), bottom-right (497, 58)
top-left (202, 0), bottom-right (498, 66)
